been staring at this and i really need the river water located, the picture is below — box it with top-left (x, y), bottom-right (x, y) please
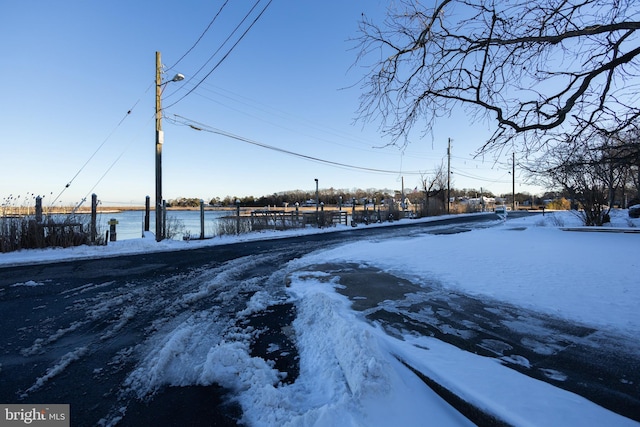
top-left (94, 209), bottom-right (233, 240)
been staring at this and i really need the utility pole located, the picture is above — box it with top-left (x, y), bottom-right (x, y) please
top-left (512, 152), bottom-right (516, 211)
top-left (315, 178), bottom-right (319, 213)
top-left (155, 51), bottom-right (163, 242)
top-left (154, 51), bottom-right (184, 242)
top-left (447, 138), bottom-right (451, 214)
top-left (315, 178), bottom-right (319, 227)
top-left (401, 176), bottom-right (405, 210)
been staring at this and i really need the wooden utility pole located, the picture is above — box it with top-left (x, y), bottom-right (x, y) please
top-left (315, 178), bottom-right (319, 227)
top-left (447, 138), bottom-right (451, 214)
top-left (155, 51), bottom-right (164, 242)
top-left (91, 194), bottom-right (98, 244)
top-left (512, 152), bottom-right (516, 211)
top-left (401, 176), bottom-right (405, 210)
top-left (153, 52), bottom-right (183, 241)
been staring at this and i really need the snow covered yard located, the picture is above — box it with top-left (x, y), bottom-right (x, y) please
top-left (280, 210), bottom-right (640, 426)
top-left (293, 210), bottom-right (640, 337)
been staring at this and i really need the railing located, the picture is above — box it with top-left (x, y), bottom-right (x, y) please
top-left (249, 210), bottom-right (350, 230)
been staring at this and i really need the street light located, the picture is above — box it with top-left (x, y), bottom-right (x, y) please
top-left (155, 51), bottom-right (184, 242)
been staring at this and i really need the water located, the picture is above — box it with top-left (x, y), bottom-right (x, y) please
top-left (95, 210), bottom-right (233, 240)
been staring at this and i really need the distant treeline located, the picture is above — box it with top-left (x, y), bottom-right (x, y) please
top-left (167, 187), bottom-right (554, 209)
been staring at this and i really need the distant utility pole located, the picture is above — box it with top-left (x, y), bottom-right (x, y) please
top-left (512, 152), bottom-right (516, 211)
top-left (401, 176), bottom-right (405, 210)
top-left (447, 138), bottom-right (451, 214)
top-left (315, 178), bottom-right (319, 213)
top-left (315, 178), bottom-right (319, 227)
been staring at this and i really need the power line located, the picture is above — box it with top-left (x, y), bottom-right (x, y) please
top-left (188, 83), bottom-right (394, 156)
top-left (168, 114), bottom-right (427, 175)
top-left (50, 91), bottom-right (149, 207)
top-left (170, 112), bottom-right (516, 189)
top-left (54, 1), bottom-right (271, 207)
top-left (166, 0), bottom-right (230, 71)
top-left (164, 1), bottom-right (261, 101)
top-left (72, 114), bottom-right (155, 212)
top-left (72, 150), bottom-right (126, 214)
top-left (451, 167), bottom-right (511, 184)
top-left (176, 79), bottom-right (447, 164)
top-left (189, 81), bottom-right (378, 149)
top-left (164, 0), bottom-right (273, 109)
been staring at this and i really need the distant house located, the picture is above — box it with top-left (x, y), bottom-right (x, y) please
top-left (461, 196), bottom-right (496, 212)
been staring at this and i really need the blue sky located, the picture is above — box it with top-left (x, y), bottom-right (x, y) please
top-left (1, 0), bottom-right (538, 208)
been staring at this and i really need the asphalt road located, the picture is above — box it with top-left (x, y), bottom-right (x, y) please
top-left (1, 213), bottom-right (638, 426)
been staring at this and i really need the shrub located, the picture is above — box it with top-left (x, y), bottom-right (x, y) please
top-left (0, 214), bottom-right (104, 253)
top-left (546, 198), bottom-right (571, 210)
top-left (214, 217), bottom-right (252, 237)
top-left (164, 216), bottom-right (185, 240)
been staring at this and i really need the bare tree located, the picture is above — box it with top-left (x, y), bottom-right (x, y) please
top-left (420, 162), bottom-right (447, 215)
top-left (355, 0), bottom-right (640, 156)
top-left (536, 133), bottom-right (632, 225)
top-left (606, 127), bottom-right (640, 201)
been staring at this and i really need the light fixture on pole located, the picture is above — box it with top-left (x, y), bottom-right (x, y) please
top-left (155, 51), bottom-right (184, 242)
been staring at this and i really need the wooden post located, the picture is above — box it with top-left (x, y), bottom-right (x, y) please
top-left (144, 196), bottom-right (150, 232)
top-left (162, 200), bottom-right (167, 239)
top-left (35, 196), bottom-right (43, 223)
top-left (200, 199), bottom-right (205, 239)
top-left (352, 198), bottom-right (356, 226)
top-left (91, 194), bottom-right (98, 244)
top-left (108, 218), bottom-right (118, 242)
top-left (236, 200), bottom-right (240, 235)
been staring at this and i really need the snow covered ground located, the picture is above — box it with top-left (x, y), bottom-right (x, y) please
top-left (2, 210), bottom-right (639, 426)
